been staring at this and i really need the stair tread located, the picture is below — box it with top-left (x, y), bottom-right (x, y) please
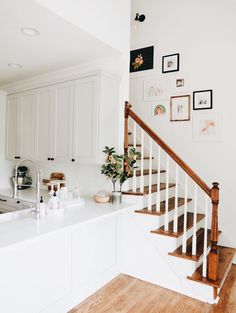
top-left (187, 246), bottom-right (236, 288)
top-left (151, 212), bottom-right (205, 238)
top-left (132, 169), bottom-right (165, 177)
top-left (123, 183), bottom-right (175, 196)
top-left (169, 228), bottom-right (211, 261)
top-left (135, 197), bottom-right (192, 216)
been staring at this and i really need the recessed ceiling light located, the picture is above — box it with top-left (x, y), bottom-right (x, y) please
top-left (21, 27), bottom-right (40, 36)
top-left (8, 63), bottom-right (23, 69)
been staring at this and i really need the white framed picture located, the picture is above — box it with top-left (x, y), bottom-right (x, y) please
top-left (143, 79), bottom-right (168, 101)
top-left (193, 113), bottom-right (221, 142)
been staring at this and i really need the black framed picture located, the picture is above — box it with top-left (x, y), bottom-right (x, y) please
top-left (193, 90), bottom-right (213, 110)
top-left (162, 53), bottom-right (179, 73)
top-left (130, 46), bottom-right (154, 73)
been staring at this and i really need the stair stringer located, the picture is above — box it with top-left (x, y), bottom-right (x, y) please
top-left (119, 208), bottom-right (218, 304)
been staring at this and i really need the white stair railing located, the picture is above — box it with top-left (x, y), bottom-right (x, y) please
top-left (182, 173), bottom-right (188, 253)
top-left (155, 146), bottom-right (161, 213)
top-left (192, 185), bottom-right (198, 255)
top-left (147, 137), bottom-right (153, 211)
top-left (125, 102), bottom-right (219, 283)
top-left (173, 164), bottom-right (179, 233)
top-left (164, 154), bottom-right (170, 231)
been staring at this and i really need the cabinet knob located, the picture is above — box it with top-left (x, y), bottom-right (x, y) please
top-left (15, 156), bottom-right (21, 159)
top-left (51, 158), bottom-right (54, 161)
top-left (17, 200), bottom-right (20, 204)
top-left (71, 159), bottom-right (75, 162)
top-left (47, 158), bottom-right (51, 161)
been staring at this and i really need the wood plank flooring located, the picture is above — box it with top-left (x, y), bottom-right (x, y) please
top-left (69, 265), bottom-right (236, 313)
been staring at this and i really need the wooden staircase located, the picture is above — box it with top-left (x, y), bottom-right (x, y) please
top-left (123, 102), bottom-right (235, 303)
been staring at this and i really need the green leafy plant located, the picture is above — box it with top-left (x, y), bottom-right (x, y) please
top-left (101, 146), bottom-right (141, 192)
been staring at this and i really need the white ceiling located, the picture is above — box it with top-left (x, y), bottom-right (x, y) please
top-left (0, 0), bottom-right (118, 86)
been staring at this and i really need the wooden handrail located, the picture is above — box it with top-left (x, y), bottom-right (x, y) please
top-left (124, 101), bottom-right (220, 282)
top-left (125, 102), bottom-right (211, 196)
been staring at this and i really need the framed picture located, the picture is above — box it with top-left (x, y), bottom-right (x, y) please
top-left (162, 53), bottom-right (179, 73)
top-left (130, 46), bottom-right (154, 73)
top-left (193, 89), bottom-right (212, 110)
top-left (171, 73), bottom-right (191, 94)
top-left (193, 113), bottom-right (221, 142)
top-left (143, 78), bottom-right (167, 101)
top-left (170, 95), bottom-right (190, 121)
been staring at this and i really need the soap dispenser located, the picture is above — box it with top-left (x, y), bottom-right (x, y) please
top-left (50, 192), bottom-right (58, 210)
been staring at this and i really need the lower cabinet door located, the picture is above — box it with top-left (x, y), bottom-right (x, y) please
top-left (0, 230), bottom-right (71, 313)
top-left (71, 215), bottom-right (118, 301)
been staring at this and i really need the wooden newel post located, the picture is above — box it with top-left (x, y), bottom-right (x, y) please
top-left (124, 101), bottom-right (132, 173)
top-left (207, 182), bottom-right (220, 281)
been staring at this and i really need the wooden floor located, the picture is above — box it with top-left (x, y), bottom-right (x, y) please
top-left (69, 265), bottom-right (236, 313)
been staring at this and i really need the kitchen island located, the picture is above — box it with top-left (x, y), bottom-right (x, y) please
top-left (0, 192), bottom-right (136, 313)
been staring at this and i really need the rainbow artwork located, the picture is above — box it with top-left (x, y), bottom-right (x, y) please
top-left (154, 105), bottom-right (166, 116)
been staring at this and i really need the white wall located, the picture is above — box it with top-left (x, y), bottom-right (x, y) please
top-left (34, 0), bottom-right (131, 150)
top-left (130, 0), bottom-right (236, 247)
top-left (0, 92), bottom-right (12, 189)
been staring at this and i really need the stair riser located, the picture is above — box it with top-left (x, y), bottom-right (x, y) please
top-left (142, 187), bottom-right (176, 205)
top-left (128, 173), bottom-right (166, 189)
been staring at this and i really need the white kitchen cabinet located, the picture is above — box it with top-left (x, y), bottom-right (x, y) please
top-left (6, 91), bottom-right (36, 160)
top-left (6, 71), bottom-right (119, 164)
top-left (5, 94), bottom-right (21, 160)
top-left (73, 72), bottom-right (119, 164)
top-left (20, 91), bottom-right (36, 158)
top-left (35, 86), bottom-right (53, 162)
top-left (52, 81), bottom-right (74, 162)
top-left (35, 81), bottom-right (73, 162)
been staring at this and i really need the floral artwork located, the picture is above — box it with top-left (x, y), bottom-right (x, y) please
top-left (132, 54), bottom-right (143, 70)
top-left (193, 113), bottom-right (221, 142)
top-left (130, 46), bottom-right (154, 73)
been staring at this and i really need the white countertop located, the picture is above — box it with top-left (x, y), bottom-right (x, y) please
top-left (0, 196), bottom-right (136, 250)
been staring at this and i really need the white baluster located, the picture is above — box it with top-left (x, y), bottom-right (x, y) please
top-left (155, 146), bottom-right (161, 213)
top-left (164, 154), bottom-right (170, 231)
top-left (132, 120), bottom-right (137, 192)
top-left (182, 174), bottom-right (188, 253)
top-left (140, 128), bottom-right (144, 193)
top-left (202, 195), bottom-right (209, 277)
top-left (173, 164), bottom-right (179, 233)
top-left (148, 138), bottom-right (152, 211)
top-left (192, 185), bottom-right (198, 255)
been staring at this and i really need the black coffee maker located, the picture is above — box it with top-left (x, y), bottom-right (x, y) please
top-left (13, 166), bottom-right (32, 190)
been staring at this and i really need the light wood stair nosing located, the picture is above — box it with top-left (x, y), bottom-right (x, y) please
top-left (150, 212), bottom-right (205, 238)
top-left (135, 197), bottom-right (192, 217)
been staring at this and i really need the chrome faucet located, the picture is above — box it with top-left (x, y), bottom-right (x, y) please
top-left (13, 158), bottom-right (41, 218)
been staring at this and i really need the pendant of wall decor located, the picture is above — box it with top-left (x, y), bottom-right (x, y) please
top-left (154, 104), bottom-right (166, 116)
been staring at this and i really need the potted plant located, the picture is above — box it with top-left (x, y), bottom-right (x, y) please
top-left (101, 146), bottom-right (141, 204)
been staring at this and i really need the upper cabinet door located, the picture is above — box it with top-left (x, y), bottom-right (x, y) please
top-left (35, 87), bottom-right (53, 162)
top-left (52, 81), bottom-right (74, 162)
top-left (5, 95), bottom-right (21, 160)
top-left (73, 77), bottom-right (98, 164)
top-left (20, 91), bottom-right (36, 159)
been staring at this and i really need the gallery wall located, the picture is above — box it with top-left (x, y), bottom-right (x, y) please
top-left (130, 0), bottom-right (236, 247)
